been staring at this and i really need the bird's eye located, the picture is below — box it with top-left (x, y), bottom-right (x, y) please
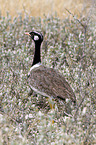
top-left (34, 35), bottom-right (39, 41)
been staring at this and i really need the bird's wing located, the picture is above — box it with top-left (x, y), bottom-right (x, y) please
top-left (28, 65), bottom-right (76, 102)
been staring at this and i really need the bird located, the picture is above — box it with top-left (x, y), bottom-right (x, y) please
top-left (25, 31), bottom-right (76, 104)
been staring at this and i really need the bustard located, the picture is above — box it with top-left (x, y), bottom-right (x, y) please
top-left (25, 31), bottom-right (76, 104)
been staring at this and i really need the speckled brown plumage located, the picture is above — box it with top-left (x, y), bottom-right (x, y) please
top-left (28, 65), bottom-right (76, 103)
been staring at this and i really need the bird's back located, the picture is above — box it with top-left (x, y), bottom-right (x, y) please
top-left (28, 65), bottom-right (76, 103)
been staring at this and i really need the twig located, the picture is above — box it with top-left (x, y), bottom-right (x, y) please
top-left (0, 110), bottom-right (19, 125)
top-left (63, 111), bottom-right (73, 117)
top-left (65, 8), bottom-right (86, 29)
top-left (74, 94), bottom-right (85, 119)
top-left (65, 8), bottom-right (88, 120)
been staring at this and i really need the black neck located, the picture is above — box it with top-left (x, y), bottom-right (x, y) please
top-left (32, 42), bottom-right (41, 66)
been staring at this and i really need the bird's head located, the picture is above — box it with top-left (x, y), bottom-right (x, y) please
top-left (25, 31), bottom-right (43, 44)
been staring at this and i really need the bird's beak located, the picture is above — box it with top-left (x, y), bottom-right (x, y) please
top-left (25, 32), bottom-right (31, 36)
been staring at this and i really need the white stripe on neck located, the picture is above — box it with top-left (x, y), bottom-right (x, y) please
top-left (28, 62), bottom-right (42, 76)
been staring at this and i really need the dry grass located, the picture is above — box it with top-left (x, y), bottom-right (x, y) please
top-left (0, 2), bottom-right (96, 144)
top-left (0, 0), bottom-right (94, 18)
top-left (0, 14), bottom-right (96, 144)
